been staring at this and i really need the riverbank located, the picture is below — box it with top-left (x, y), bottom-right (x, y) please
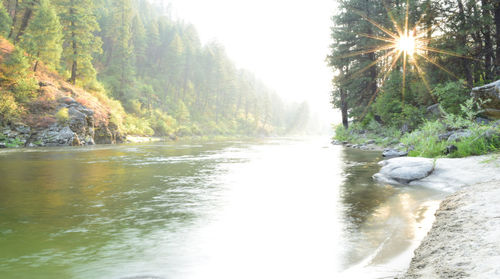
top-left (402, 180), bottom-right (500, 278)
top-left (373, 154), bottom-right (500, 278)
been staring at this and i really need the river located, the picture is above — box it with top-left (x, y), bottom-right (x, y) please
top-left (0, 138), bottom-right (444, 278)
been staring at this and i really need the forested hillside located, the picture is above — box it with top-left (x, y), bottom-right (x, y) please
top-left (0, 0), bottom-right (309, 145)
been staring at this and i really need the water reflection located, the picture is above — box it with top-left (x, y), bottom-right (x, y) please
top-left (338, 149), bottom-right (443, 277)
top-left (0, 139), bottom-right (443, 279)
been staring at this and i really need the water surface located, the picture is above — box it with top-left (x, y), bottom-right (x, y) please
top-left (0, 138), bottom-right (443, 278)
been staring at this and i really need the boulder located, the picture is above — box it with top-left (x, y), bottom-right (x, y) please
top-left (382, 148), bottom-right (408, 158)
top-left (0, 142), bottom-right (6, 148)
top-left (425, 104), bottom-right (444, 119)
top-left (448, 130), bottom-right (472, 142)
top-left (374, 157), bottom-right (435, 184)
top-left (471, 80), bottom-right (500, 119)
top-left (445, 145), bottom-right (458, 155)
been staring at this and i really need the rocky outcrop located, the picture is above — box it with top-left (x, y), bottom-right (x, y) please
top-left (0, 96), bottom-right (124, 148)
top-left (471, 80), bottom-right (500, 119)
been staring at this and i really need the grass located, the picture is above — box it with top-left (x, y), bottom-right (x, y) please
top-left (334, 116), bottom-right (500, 158)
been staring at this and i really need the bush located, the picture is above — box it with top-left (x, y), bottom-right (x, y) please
top-left (449, 126), bottom-right (500, 157)
top-left (55, 108), bottom-right (69, 124)
top-left (433, 80), bottom-right (469, 115)
top-left (149, 109), bottom-right (177, 136)
top-left (0, 92), bottom-right (21, 123)
top-left (401, 120), bottom-right (447, 157)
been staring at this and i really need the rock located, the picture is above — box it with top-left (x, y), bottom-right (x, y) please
top-left (475, 117), bottom-right (490, 125)
top-left (373, 157), bottom-right (435, 184)
top-left (484, 128), bottom-right (499, 139)
top-left (365, 139), bottom-right (376, 144)
top-left (445, 145), bottom-right (458, 155)
top-left (448, 130), bottom-right (472, 142)
top-left (425, 104), bottom-right (444, 119)
top-left (68, 107), bottom-right (87, 134)
top-left (0, 142), bottom-right (6, 148)
top-left (57, 96), bottom-right (78, 105)
top-left (15, 125), bottom-right (30, 135)
top-left (382, 148), bottom-right (408, 158)
top-left (438, 131), bottom-right (454, 141)
top-left (85, 136), bottom-right (95, 145)
top-left (471, 80), bottom-right (500, 119)
top-left (72, 134), bottom-right (82, 146)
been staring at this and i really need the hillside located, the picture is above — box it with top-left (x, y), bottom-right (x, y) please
top-left (0, 0), bottom-right (311, 148)
top-left (0, 37), bottom-right (125, 147)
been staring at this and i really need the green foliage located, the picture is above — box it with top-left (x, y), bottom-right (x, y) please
top-left (20, 0), bottom-right (63, 70)
top-left (55, 108), bottom-right (69, 124)
top-left (149, 109), bottom-right (177, 136)
top-left (0, 92), bottom-right (21, 123)
top-left (450, 126), bottom-right (500, 157)
top-left (123, 114), bottom-right (154, 136)
top-left (433, 81), bottom-right (469, 115)
top-left (401, 121), bottom-right (448, 157)
top-left (401, 117), bottom-right (500, 158)
top-left (1, 47), bottom-right (38, 102)
top-left (56, 0), bottom-right (102, 85)
top-left (0, 1), bottom-right (12, 37)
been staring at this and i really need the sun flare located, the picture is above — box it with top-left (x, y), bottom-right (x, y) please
top-left (397, 31), bottom-right (416, 56)
top-left (337, 0), bottom-right (473, 119)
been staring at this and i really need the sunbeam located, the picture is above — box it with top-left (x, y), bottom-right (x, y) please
top-left (339, 0), bottom-right (475, 119)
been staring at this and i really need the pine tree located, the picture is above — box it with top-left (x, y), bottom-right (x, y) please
top-left (20, 0), bottom-right (63, 72)
top-left (104, 0), bottom-right (135, 101)
top-left (0, 1), bottom-right (12, 37)
top-left (55, 0), bottom-right (102, 85)
top-left (131, 15), bottom-right (147, 77)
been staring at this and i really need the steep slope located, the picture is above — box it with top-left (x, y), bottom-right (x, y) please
top-left (0, 37), bottom-right (125, 148)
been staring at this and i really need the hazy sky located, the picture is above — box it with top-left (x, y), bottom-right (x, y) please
top-left (162, 0), bottom-right (339, 124)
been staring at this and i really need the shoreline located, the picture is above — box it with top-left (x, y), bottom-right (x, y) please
top-left (401, 180), bottom-right (500, 278)
top-left (373, 153), bottom-right (500, 278)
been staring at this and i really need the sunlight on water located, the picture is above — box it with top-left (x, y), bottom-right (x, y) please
top-left (0, 138), bottom-right (443, 279)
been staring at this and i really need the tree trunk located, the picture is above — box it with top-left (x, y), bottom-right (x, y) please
top-left (340, 88), bottom-right (349, 129)
top-left (70, 35), bottom-right (78, 84)
top-left (457, 0), bottom-right (473, 87)
top-left (14, 0), bottom-right (38, 43)
top-left (494, 1), bottom-right (500, 77)
top-left (8, 0), bottom-right (19, 39)
top-left (483, 0), bottom-right (494, 81)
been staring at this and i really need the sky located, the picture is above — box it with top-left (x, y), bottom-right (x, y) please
top-left (158, 0), bottom-right (339, 125)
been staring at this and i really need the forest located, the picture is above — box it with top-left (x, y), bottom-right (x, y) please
top-left (329, 0), bottom-right (500, 157)
top-left (0, 0), bottom-right (310, 139)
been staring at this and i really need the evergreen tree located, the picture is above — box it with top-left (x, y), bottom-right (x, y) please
top-left (102, 0), bottom-right (135, 101)
top-left (131, 15), bottom-right (147, 77)
top-left (20, 0), bottom-right (63, 71)
top-left (55, 0), bottom-right (102, 85)
top-left (0, 1), bottom-right (12, 37)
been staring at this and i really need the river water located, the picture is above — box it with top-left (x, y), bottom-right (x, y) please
top-left (0, 138), bottom-right (443, 278)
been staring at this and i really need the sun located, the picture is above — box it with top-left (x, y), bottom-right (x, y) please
top-left (336, 0), bottom-right (472, 119)
top-left (397, 31), bottom-right (416, 56)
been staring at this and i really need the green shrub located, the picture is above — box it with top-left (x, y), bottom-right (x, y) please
top-left (448, 126), bottom-right (500, 157)
top-left (55, 108), bottom-right (69, 124)
top-left (0, 92), bottom-right (21, 123)
top-left (401, 120), bottom-right (447, 157)
top-left (433, 80), bottom-right (469, 115)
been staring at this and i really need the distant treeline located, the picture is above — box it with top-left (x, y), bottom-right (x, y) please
top-left (0, 0), bottom-right (310, 136)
